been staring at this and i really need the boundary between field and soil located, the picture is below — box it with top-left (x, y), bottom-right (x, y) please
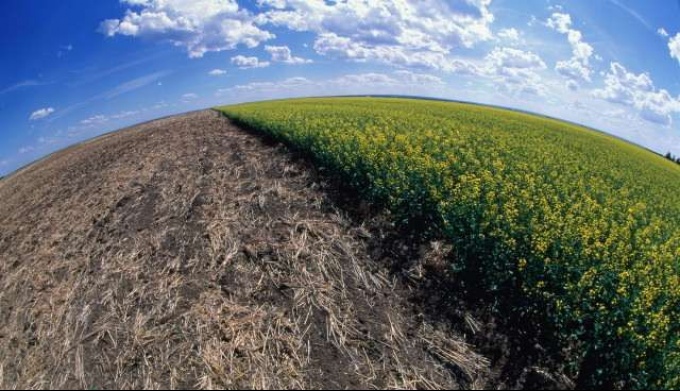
top-left (8, 96), bottom-right (676, 388)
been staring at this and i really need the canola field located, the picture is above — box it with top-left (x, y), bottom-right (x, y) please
top-left (217, 97), bottom-right (680, 389)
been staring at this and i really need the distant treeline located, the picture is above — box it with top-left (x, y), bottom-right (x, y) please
top-left (665, 152), bottom-right (680, 165)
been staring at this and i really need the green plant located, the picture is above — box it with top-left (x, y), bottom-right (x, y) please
top-left (218, 97), bottom-right (680, 389)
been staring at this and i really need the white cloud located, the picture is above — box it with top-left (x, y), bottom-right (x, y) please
top-left (103, 71), bottom-right (171, 100)
top-left (209, 69), bottom-right (227, 76)
top-left (483, 47), bottom-right (547, 95)
top-left (78, 110), bottom-right (143, 129)
top-left (223, 76), bottom-right (314, 92)
top-left (231, 55), bottom-right (270, 69)
top-left (497, 28), bottom-right (520, 42)
top-left (256, 0), bottom-right (495, 71)
top-left (47, 72), bottom-right (166, 123)
top-left (555, 58), bottom-right (591, 84)
top-left (29, 107), bottom-right (55, 121)
top-left (527, 15), bottom-right (538, 27)
top-left (546, 12), bottom-right (571, 33)
top-left (265, 45), bottom-right (312, 64)
top-left (312, 32), bottom-right (461, 71)
top-left (547, 12), bottom-right (595, 84)
top-left (99, 0), bottom-right (274, 58)
top-left (447, 59), bottom-right (482, 76)
top-left (37, 136), bottom-right (59, 146)
top-left (592, 62), bottom-right (680, 126)
top-left (1, 80), bottom-right (50, 95)
top-left (218, 70), bottom-right (444, 96)
top-left (392, 70), bottom-right (445, 84)
top-left (609, 0), bottom-right (655, 34)
top-left (182, 93), bottom-right (199, 100)
top-left (658, 27), bottom-right (669, 38)
top-left (669, 33), bottom-right (680, 65)
top-left (110, 110), bottom-right (140, 120)
top-left (80, 115), bottom-right (109, 125)
top-left (331, 70), bottom-right (444, 87)
top-left (19, 146), bottom-right (35, 154)
top-left (485, 47), bottom-right (545, 70)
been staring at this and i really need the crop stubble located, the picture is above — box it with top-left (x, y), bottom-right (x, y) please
top-left (0, 110), bottom-right (497, 389)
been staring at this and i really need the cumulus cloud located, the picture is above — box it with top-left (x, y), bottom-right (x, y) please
top-left (312, 32), bottom-right (465, 71)
top-left (669, 33), bottom-right (680, 65)
top-left (209, 69), bottom-right (227, 76)
top-left (265, 45), bottom-right (312, 64)
top-left (485, 47), bottom-right (545, 70)
top-left (497, 28), bottom-right (520, 42)
top-left (483, 47), bottom-right (547, 95)
top-left (231, 55), bottom-right (270, 69)
top-left (592, 62), bottom-right (680, 126)
top-left (446, 60), bottom-right (481, 76)
top-left (29, 107), bottom-right (55, 121)
top-left (546, 12), bottom-right (571, 33)
top-left (392, 70), bottom-right (445, 84)
top-left (547, 12), bottom-right (595, 84)
top-left (99, 0), bottom-right (274, 58)
top-left (658, 27), bottom-right (669, 38)
top-left (255, 0), bottom-right (495, 71)
top-left (555, 58), bottom-right (591, 84)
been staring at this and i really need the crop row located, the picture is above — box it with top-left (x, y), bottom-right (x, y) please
top-left (218, 98), bottom-right (680, 389)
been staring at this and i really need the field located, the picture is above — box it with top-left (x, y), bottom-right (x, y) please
top-left (0, 111), bottom-right (502, 389)
top-left (218, 97), bottom-right (680, 389)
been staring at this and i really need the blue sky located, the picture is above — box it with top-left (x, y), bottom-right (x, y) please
top-left (2, 0), bottom-right (680, 176)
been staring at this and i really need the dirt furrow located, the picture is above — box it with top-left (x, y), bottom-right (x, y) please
top-left (0, 110), bottom-right (491, 390)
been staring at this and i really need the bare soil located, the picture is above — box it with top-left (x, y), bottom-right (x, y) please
top-left (0, 110), bottom-right (498, 389)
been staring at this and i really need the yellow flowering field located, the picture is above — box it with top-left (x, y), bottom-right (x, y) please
top-left (217, 97), bottom-right (680, 389)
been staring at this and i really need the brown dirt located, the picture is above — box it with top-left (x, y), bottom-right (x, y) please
top-left (0, 110), bottom-right (497, 389)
